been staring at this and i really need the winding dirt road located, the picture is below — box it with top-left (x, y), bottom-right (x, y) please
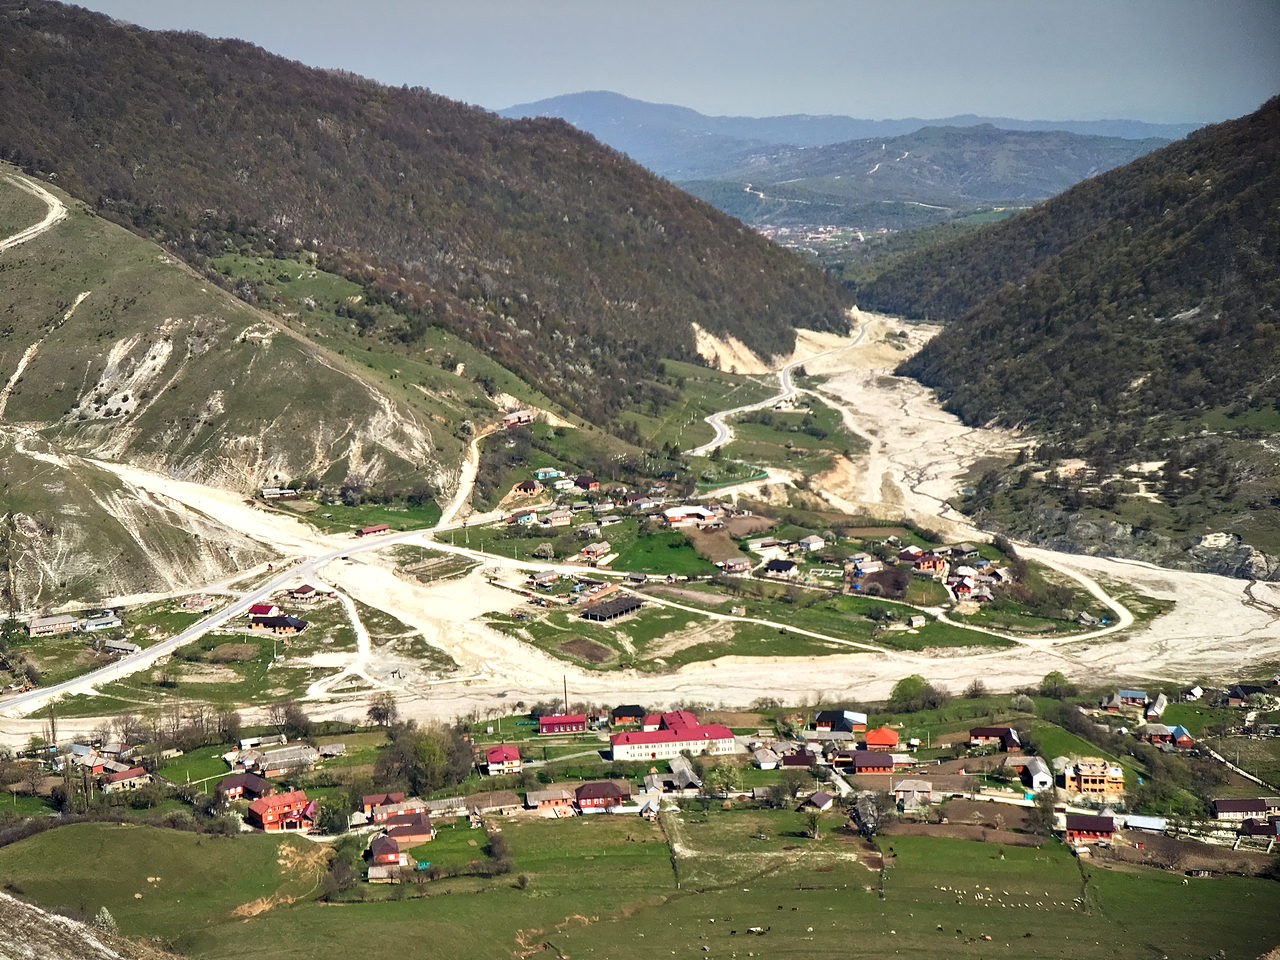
top-left (0, 172), bottom-right (67, 252)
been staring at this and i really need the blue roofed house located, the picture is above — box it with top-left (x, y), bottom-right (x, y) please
top-left (1119, 689), bottom-right (1149, 706)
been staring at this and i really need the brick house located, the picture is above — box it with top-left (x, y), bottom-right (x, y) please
top-left (864, 727), bottom-right (900, 751)
top-left (576, 781), bottom-right (624, 810)
top-left (539, 714), bottom-right (587, 735)
top-left (362, 791), bottom-right (405, 814)
top-left (99, 767), bottom-right (150, 794)
top-left (247, 790), bottom-right (313, 832)
top-left (216, 772), bottom-right (273, 801)
top-left (369, 835), bottom-right (407, 867)
top-left (1064, 813), bottom-right (1114, 844)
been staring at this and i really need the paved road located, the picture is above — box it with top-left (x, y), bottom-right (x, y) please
top-left (685, 322), bottom-right (868, 457)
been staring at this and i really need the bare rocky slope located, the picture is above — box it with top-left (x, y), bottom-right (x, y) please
top-left (0, 889), bottom-right (178, 960)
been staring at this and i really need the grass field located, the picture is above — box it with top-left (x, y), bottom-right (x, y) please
top-left (157, 744), bottom-right (234, 785)
top-left (279, 499), bottom-right (441, 535)
top-left (1, 812), bottom-right (1277, 959)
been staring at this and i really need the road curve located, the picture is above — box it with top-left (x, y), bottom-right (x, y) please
top-left (0, 173), bottom-right (68, 252)
top-left (684, 321), bottom-right (868, 458)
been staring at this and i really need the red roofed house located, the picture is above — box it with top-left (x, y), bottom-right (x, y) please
top-left (247, 790), bottom-right (313, 832)
top-left (1064, 813), bottom-right (1114, 844)
top-left (576, 782), bottom-right (624, 809)
top-left (371, 799), bottom-right (428, 823)
top-left (486, 744), bottom-right (522, 775)
top-left (247, 603), bottom-right (280, 618)
top-left (356, 524), bottom-right (390, 537)
top-left (659, 710), bottom-right (698, 731)
top-left (864, 727), bottom-right (900, 751)
top-left (362, 792), bottom-right (405, 815)
top-left (99, 766), bottom-right (151, 794)
top-left (369, 835), bottom-right (407, 867)
top-left (641, 713), bottom-right (663, 732)
top-left (539, 714), bottom-right (587, 735)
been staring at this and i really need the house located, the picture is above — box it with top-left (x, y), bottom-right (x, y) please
top-left (369, 835), bottom-right (407, 868)
top-left (610, 723), bottom-right (736, 762)
top-left (249, 615), bottom-right (309, 635)
top-left (1168, 725), bottom-right (1195, 749)
top-left (898, 545), bottom-right (923, 560)
top-left (806, 791), bottom-right (835, 811)
top-left (1119, 689), bottom-right (1149, 707)
top-left (1184, 684), bottom-right (1204, 701)
top-left (371, 799), bottom-right (429, 823)
top-left (466, 790), bottom-right (524, 816)
top-left (485, 745), bottom-right (522, 776)
top-left (598, 514), bottom-right (623, 527)
top-left (716, 558), bottom-right (752, 573)
top-left (1212, 798), bottom-right (1269, 821)
top-left (362, 791), bottom-right (406, 815)
top-left (574, 475), bottom-right (600, 491)
top-left (502, 409), bottom-right (534, 427)
top-left (384, 812), bottom-right (435, 845)
top-left (319, 743), bottom-right (346, 758)
top-left (753, 747), bottom-right (779, 770)
top-left (27, 614), bottom-right (78, 637)
top-left (782, 749), bottom-right (819, 768)
top-left (533, 467), bottom-right (564, 481)
top-left (526, 786), bottom-right (575, 811)
top-left (969, 727), bottom-right (1021, 752)
top-left (576, 781), bottom-right (624, 810)
top-left (514, 479), bottom-right (542, 495)
top-left (103, 638), bottom-right (141, 656)
top-left (1240, 817), bottom-right (1280, 839)
top-left (507, 508), bottom-right (539, 525)
top-left (82, 613), bottom-right (123, 632)
top-left (906, 615), bottom-right (926, 628)
top-left (914, 555), bottom-right (946, 576)
top-left (797, 535), bottom-right (825, 552)
top-left (1064, 813), bottom-right (1114, 844)
top-left (539, 714), bottom-right (587, 735)
top-left (99, 767), bottom-right (150, 794)
top-left (580, 541), bottom-right (611, 560)
top-left (1068, 759), bottom-right (1124, 795)
top-left (581, 596), bottom-right (641, 622)
top-left (247, 789), bottom-right (313, 832)
top-left (763, 559), bottom-right (798, 579)
top-left (1006, 755), bottom-right (1053, 792)
top-left (854, 559), bottom-right (884, 576)
top-left (543, 509), bottom-right (572, 527)
top-left (290, 584), bottom-right (333, 604)
top-left (894, 778), bottom-right (934, 810)
top-left (864, 727), bottom-right (900, 752)
top-left (247, 603), bottom-right (281, 618)
top-left (1100, 693), bottom-right (1123, 713)
top-left (1145, 693), bottom-right (1169, 720)
top-left (663, 505), bottom-right (716, 527)
top-left (355, 524), bottom-right (391, 537)
top-left (814, 710), bottom-right (867, 733)
top-left (181, 594), bottom-right (215, 611)
top-left (1227, 684), bottom-right (1268, 707)
top-left (625, 572), bottom-right (649, 586)
top-left (552, 478), bottom-right (575, 492)
top-left (216, 773), bottom-right (273, 801)
top-left (1143, 723), bottom-right (1173, 745)
top-left (952, 543), bottom-right (979, 558)
top-left (849, 750), bottom-right (894, 774)
top-left (257, 744), bottom-right (319, 777)
top-left (611, 705), bottom-right (645, 725)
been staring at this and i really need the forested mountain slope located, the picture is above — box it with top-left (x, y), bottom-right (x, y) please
top-left (862, 99), bottom-right (1280, 577)
top-left (0, 2), bottom-right (850, 427)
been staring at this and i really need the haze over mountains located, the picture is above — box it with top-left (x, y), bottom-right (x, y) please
top-left (501, 91), bottom-right (1186, 229)
top-left (500, 91), bottom-right (1202, 180)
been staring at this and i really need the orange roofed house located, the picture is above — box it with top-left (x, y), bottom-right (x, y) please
top-left (864, 727), bottom-right (900, 751)
top-left (247, 789), bottom-right (314, 832)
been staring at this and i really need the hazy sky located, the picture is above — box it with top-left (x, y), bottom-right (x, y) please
top-left (78, 0), bottom-right (1279, 122)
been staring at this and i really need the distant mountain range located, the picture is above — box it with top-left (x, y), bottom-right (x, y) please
top-left (500, 91), bottom-right (1194, 228)
top-left (499, 91), bottom-right (1202, 177)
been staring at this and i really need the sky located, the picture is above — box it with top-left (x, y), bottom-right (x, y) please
top-left (77, 0), bottom-right (1279, 123)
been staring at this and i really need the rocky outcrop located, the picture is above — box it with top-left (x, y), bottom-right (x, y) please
top-left (973, 507), bottom-right (1280, 581)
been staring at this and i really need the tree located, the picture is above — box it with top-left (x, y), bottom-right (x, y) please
top-left (314, 796), bottom-right (349, 835)
top-left (1038, 671), bottom-right (1077, 699)
top-left (781, 768), bottom-right (808, 799)
top-left (888, 674), bottom-right (950, 713)
top-left (964, 678), bottom-right (988, 699)
top-left (93, 906), bottom-right (118, 934)
top-left (1026, 788), bottom-right (1057, 841)
top-left (804, 810), bottom-right (823, 840)
top-left (704, 763), bottom-right (743, 797)
top-left (367, 692), bottom-right (399, 728)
